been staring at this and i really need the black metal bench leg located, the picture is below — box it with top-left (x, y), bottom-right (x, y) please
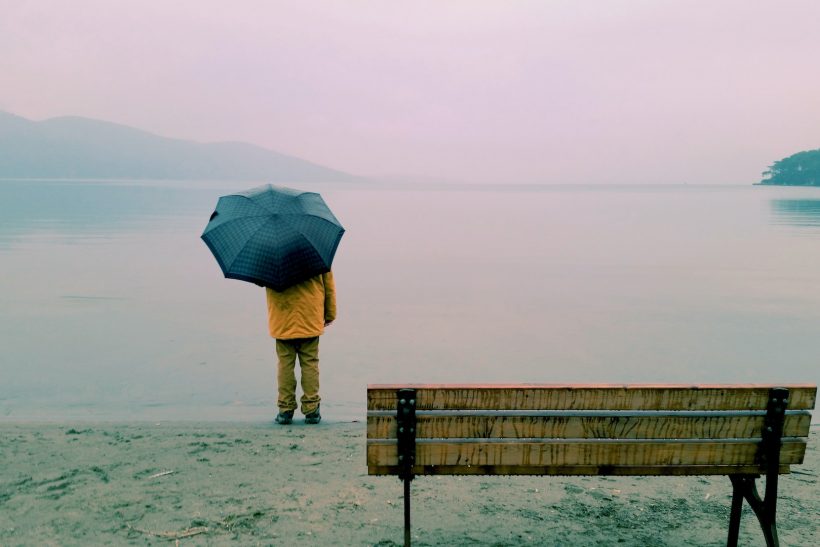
top-left (725, 387), bottom-right (787, 547)
top-left (762, 468), bottom-right (780, 547)
top-left (728, 475), bottom-right (779, 547)
top-left (397, 388), bottom-right (417, 547)
top-left (404, 477), bottom-right (412, 547)
top-left (727, 477), bottom-right (744, 547)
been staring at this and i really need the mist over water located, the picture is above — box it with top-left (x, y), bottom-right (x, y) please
top-left (1, 180), bottom-right (819, 422)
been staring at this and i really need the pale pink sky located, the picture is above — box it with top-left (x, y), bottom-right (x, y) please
top-left (2, 0), bottom-right (819, 184)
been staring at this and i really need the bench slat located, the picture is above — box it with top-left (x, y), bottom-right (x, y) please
top-left (366, 439), bottom-right (807, 468)
top-left (367, 413), bottom-right (812, 440)
top-left (367, 384), bottom-right (817, 411)
top-left (367, 464), bottom-right (793, 477)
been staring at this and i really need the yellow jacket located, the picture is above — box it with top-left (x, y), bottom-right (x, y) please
top-left (266, 272), bottom-right (336, 339)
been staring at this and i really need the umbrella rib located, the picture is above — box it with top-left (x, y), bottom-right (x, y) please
top-left (223, 217), bottom-right (277, 275)
top-left (277, 214), bottom-right (343, 268)
top-left (234, 192), bottom-right (277, 214)
top-left (277, 213), bottom-right (342, 231)
top-left (202, 214), bottom-right (275, 270)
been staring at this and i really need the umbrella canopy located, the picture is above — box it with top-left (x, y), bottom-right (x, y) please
top-left (201, 184), bottom-right (344, 291)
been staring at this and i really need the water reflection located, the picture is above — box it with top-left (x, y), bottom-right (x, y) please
top-left (0, 180), bottom-right (222, 246)
top-left (770, 199), bottom-right (820, 227)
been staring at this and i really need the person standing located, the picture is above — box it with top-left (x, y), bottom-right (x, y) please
top-left (265, 271), bottom-right (336, 425)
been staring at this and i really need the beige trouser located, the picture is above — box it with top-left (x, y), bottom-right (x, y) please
top-left (276, 337), bottom-right (320, 415)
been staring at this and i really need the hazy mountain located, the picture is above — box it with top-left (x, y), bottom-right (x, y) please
top-left (0, 111), bottom-right (355, 181)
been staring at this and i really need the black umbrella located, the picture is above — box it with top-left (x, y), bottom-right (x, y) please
top-left (201, 184), bottom-right (344, 291)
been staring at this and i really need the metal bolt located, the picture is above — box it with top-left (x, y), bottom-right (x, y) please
top-left (771, 398), bottom-right (778, 403)
top-left (399, 427), bottom-right (404, 433)
top-left (783, 398), bottom-right (789, 405)
top-left (400, 399), bottom-right (406, 405)
top-left (766, 426), bottom-right (773, 432)
top-left (410, 427), bottom-right (414, 433)
top-left (398, 455), bottom-right (404, 461)
top-left (409, 399), bottom-right (415, 405)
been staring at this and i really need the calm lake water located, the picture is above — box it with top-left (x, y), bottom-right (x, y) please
top-left (1, 180), bottom-right (819, 421)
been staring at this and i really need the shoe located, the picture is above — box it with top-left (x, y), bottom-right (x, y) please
top-left (304, 406), bottom-right (321, 425)
top-left (275, 410), bottom-right (294, 425)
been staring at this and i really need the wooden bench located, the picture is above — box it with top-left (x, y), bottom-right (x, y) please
top-left (367, 384), bottom-right (816, 547)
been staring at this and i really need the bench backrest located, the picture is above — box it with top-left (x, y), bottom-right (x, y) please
top-left (367, 384), bottom-right (816, 476)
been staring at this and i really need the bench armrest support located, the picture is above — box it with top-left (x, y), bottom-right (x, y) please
top-left (396, 388), bottom-right (417, 547)
top-left (727, 387), bottom-right (789, 547)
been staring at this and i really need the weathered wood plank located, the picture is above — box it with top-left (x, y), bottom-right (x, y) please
top-left (366, 440), bottom-right (807, 467)
top-left (367, 413), bottom-right (812, 440)
top-left (367, 464), bottom-right (793, 477)
top-left (367, 385), bottom-right (817, 411)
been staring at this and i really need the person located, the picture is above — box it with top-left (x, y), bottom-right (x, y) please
top-left (265, 271), bottom-right (336, 425)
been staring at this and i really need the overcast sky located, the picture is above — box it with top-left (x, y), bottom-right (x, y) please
top-left (2, 1), bottom-right (819, 184)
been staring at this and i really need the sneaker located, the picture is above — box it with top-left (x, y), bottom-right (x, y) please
top-left (304, 406), bottom-right (321, 425)
top-left (275, 410), bottom-right (294, 425)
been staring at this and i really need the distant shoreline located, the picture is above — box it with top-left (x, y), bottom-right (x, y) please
top-left (755, 182), bottom-right (820, 187)
top-left (2, 178), bottom-right (801, 187)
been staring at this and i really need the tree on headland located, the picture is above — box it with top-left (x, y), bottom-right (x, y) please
top-left (760, 149), bottom-right (820, 186)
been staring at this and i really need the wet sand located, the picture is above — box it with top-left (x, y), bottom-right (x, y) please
top-left (1, 422), bottom-right (817, 546)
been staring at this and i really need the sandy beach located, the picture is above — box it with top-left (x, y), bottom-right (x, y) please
top-left (0, 421), bottom-right (816, 546)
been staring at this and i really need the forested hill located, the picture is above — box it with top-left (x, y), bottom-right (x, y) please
top-left (0, 111), bottom-right (355, 182)
top-left (760, 149), bottom-right (820, 186)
